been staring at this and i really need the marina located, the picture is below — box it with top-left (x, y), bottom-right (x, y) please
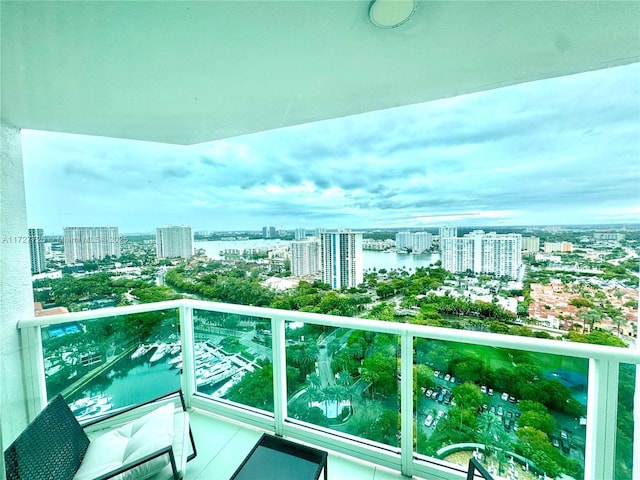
top-left (66, 339), bottom-right (258, 421)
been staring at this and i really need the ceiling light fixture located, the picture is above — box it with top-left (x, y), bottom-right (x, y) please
top-left (369, 0), bottom-right (416, 29)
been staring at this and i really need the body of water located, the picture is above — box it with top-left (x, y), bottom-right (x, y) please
top-left (196, 239), bottom-right (439, 271)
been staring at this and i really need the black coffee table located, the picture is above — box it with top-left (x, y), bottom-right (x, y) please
top-left (230, 433), bottom-right (328, 480)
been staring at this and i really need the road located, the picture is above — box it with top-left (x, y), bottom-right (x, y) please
top-left (317, 345), bottom-right (335, 386)
top-left (239, 331), bottom-right (271, 361)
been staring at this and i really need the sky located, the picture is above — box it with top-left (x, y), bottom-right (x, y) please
top-left (22, 63), bottom-right (640, 235)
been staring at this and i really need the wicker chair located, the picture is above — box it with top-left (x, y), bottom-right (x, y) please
top-left (4, 390), bottom-right (196, 480)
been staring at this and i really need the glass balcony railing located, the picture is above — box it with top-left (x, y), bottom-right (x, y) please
top-left (40, 307), bottom-right (181, 420)
top-left (192, 308), bottom-right (273, 413)
top-left (18, 299), bottom-right (640, 480)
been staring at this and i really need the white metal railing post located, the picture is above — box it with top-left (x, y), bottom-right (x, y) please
top-left (19, 326), bottom-right (47, 417)
top-left (271, 316), bottom-right (287, 436)
top-left (179, 303), bottom-right (195, 407)
top-left (400, 331), bottom-right (414, 477)
top-left (584, 358), bottom-right (619, 480)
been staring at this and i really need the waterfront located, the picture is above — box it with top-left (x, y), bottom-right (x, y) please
top-left (195, 239), bottom-right (440, 271)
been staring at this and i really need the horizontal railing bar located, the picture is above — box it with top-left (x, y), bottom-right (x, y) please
top-left (17, 300), bottom-right (184, 327)
top-left (18, 298), bottom-right (640, 365)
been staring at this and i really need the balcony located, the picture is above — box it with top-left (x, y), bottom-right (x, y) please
top-left (14, 299), bottom-right (640, 480)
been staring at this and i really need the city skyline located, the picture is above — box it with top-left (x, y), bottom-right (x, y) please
top-left (22, 63), bottom-right (639, 234)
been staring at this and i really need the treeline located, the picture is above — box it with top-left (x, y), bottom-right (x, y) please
top-left (34, 274), bottom-right (145, 308)
top-left (165, 267), bottom-right (275, 306)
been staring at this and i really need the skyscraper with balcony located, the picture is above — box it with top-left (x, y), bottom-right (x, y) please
top-left (320, 230), bottom-right (363, 289)
top-left (441, 230), bottom-right (522, 279)
top-left (28, 228), bottom-right (45, 274)
top-left (156, 225), bottom-right (193, 259)
top-left (63, 226), bottom-right (120, 264)
top-left (290, 239), bottom-right (320, 277)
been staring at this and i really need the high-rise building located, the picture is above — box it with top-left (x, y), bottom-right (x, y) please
top-left (320, 230), bottom-right (363, 289)
top-left (28, 228), bottom-right (45, 274)
top-left (438, 225), bottom-right (457, 252)
top-left (294, 228), bottom-right (306, 241)
top-left (156, 225), bottom-right (193, 259)
top-left (290, 240), bottom-right (320, 277)
top-left (521, 236), bottom-right (540, 253)
top-left (441, 230), bottom-right (522, 279)
top-left (63, 226), bottom-right (120, 264)
top-left (395, 231), bottom-right (432, 253)
top-left (262, 226), bottom-right (277, 238)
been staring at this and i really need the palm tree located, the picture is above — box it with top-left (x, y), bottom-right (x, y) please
top-left (306, 372), bottom-right (322, 393)
top-left (477, 412), bottom-right (511, 476)
top-left (613, 316), bottom-right (627, 336)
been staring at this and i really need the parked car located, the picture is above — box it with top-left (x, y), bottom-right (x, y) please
top-left (424, 414), bottom-right (434, 427)
top-left (501, 392), bottom-right (509, 401)
top-left (488, 388), bottom-right (494, 396)
top-left (481, 385), bottom-right (487, 394)
top-left (444, 373), bottom-right (451, 382)
top-left (425, 389), bottom-right (433, 398)
top-left (497, 406), bottom-right (504, 417)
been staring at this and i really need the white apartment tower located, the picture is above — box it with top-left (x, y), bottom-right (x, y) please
top-left (396, 231), bottom-right (433, 253)
top-left (28, 228), bottom-right (45, 274)
top-left (438, 225), bottom-right (457, 252)
top-left (156, 225), bottom-right (193, 259)
top-left (441, 230), bottom-right (522, 279)
top-left (63, 226), bottom-right (120, 264)
top-left (521, 236), bottom-right (540, 253)
top-left (320, 230), bottom-right (363, 290)
top-left (290, 240), bottom-right (320, 277)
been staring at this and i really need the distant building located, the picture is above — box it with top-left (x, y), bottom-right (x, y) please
top-left (395, 231), bottom-right (433, 253)
top-left (290, 239), bottom-right (320, 277)
top-left (262, 226), bottom-right (277, 238)
top-left (320, 230), bottom-right (363, 289)
top-left (294, 228), bottom-right (306, 241)
top-left (593, 232), bottom-right (625, 241)
top-left (441, 230), bottom-right (522, 279)
top-left (28, 228), bottom-right (46, 274)
top-left (156, 225), bottom-right (193, 259)
top-left (438, 225), bottom-right (457, 252)
top-left (521, 236), bottom-right (540, 253)
top-left (63, 226), bottom-right (120, 264)
top-left (544, 241), bottom-right (573, 253)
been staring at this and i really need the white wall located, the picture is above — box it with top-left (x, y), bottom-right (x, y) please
top-left (0, 122), bottom-right (38, 452)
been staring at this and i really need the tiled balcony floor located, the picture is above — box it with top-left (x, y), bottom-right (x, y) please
top-left (185, 409), bottom-right (412, 480)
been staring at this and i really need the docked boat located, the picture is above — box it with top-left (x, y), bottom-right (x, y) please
top-left (131, 344), bottom-right (151, 359)
top-left (149, 344), bottom-right (168, 363)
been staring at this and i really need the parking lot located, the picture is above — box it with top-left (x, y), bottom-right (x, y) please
top-left (419, 371), bottom-right (583, 458)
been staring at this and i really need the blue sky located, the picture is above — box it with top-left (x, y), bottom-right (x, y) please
top-left (23, 63), bottom-right (639, 235)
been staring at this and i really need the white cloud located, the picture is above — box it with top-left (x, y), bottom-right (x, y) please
top-left (22, 63), bottom-right (640, 233)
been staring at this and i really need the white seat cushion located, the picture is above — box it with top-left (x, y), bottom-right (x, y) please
top-left (74, 403), bottom-right (176, 480)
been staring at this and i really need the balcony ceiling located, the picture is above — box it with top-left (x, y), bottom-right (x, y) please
top-left (1, 0), bottom-right (638, 145)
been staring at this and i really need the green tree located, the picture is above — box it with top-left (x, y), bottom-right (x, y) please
top-left (452, 383), bottom-right (484, 411)
top-left (361, 353), bottom-right (397, 397)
